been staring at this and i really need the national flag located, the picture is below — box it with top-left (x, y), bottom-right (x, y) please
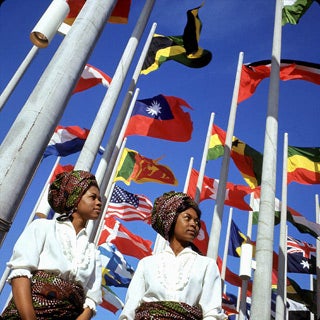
top-left (100, 285), bottom-right (124, 314)
top-left (287, 146), bottom-right (320, 184)
top-left (193, 220), bottom-right (209, 255)
top-left (282, 0), bottom-right (320, 25)
top-left (238, 59), bottom-right (320, 103)
top-left (106, 185), bottom-right (152, 223)
top-left (124, 94), bottom-right (193, 142)
top-left (287, 236), bottom-right (316, 274)
top-left (252, 189), bottom-right (320, 238)
top-left (141, 5), bottom-right (212, 74)
top-left (228, 220), bottom-right (248, 257)
top-left (99, 242), bottom-right (134, 287)
top-left (222, 292), bottom-right (238, 316)
top-left (98, 216), bottom-right (153, 260)
top-left (208, 125), bottom-right (263, 188)
top-left (65, 0), bottom-right (131, 25)
top-left (73, 64), bottom-right (111, 94)
top-left (187, 168), bottom-right (252, 211)
top-left (43, 125), bottom-right (89, 158)
top-left (50, 164), bottom-right (74, 183)
top-left (114, 148), bottom-right (178, 186)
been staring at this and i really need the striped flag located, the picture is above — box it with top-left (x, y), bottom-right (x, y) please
top-left (73, 64), bottom-right (112, 93)
top-left (44, 125), bottom-right (89, 158)
top-left (106, 185), bottom-right (152, 223)
top-left (100, 285), bottom-right (124, 314)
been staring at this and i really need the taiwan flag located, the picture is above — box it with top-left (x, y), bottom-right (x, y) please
top-left (124, 94), bottom-right (193, 142)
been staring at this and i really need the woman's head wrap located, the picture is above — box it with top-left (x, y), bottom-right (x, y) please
top-left (48, 170), bottom-right (98, 215)
top-left (151, 191), bottom-right (199, 240)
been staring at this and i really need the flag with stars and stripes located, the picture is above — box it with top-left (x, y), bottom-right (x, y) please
top-left (287, 235), bottom-right (316, 274)
top-left (106, 185), bottom-right (152, 224)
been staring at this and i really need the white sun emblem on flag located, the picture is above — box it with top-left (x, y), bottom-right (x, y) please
top-left (146, 100), bottom-right (162, 117)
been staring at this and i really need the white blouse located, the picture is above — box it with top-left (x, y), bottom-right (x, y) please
top-left (119, 246), bottom-right (227, 320)
top-left (6, 218), bottom-right (102, 311)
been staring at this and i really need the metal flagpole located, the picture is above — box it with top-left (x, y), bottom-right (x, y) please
top-left (250, 0), bottom-right (282, 318)
top-left (74, 0), bottom-right (156, 171)
top-left (275, 133), bottom-right (288, 320)
top-left (0, 0), bottom-right (118, 247)
top-left (207, 51), bottom-right (244, 260)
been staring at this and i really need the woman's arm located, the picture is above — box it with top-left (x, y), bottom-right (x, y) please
top-left (76, 307), bottom-right (93, 320)
top-left (11, 276), bottom-right (36, 320)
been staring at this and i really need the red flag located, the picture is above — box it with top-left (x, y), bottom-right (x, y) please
top-left (73, 64), bottom-right (111, 94)
top-left (98, 216), bottom-right (153, 260)
top-left (238, 60), bottom-right (320, 103)
top-left (100, 286), bottom-right (124, 314)
top-left (65, 0), bottom-right (131, 25)
top-left (106, 185), bottom-right (152, 223)
top-left (187, 169), bottom-right (252, 211)
top-left (124, 94), bottom-right (193, 142)
top-left (50, 164), bottom-right (74, 183)
top-left (193, 220), bottom-right (209, 255)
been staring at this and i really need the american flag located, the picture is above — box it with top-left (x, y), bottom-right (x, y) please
top-left (106, 185), bottom-right (152, 223)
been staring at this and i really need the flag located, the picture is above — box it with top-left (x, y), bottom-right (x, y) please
top-left (106, 185), bottom-right (152, 223)
top-left (222, 292), bottom-right (238, 316)
top-left (100, 285), bottom-right (124, 314)
top-left (287, 236), bottom-right (316, 274)
top-left (282, 0), bottom-right (320, 25)
top-left (65, 0), bottom-right (131, 25)
top-left (141, 5), bottom-right (212, 74)
top-left (73, 64), bottom-right (111, 93)
top-left (124, 94), bottom-right (193, 142)
top-left (238, 59), bottom-right (320, 103)
top-left (114, 148), bottom-right (178, 186)
top-left (252, 189), bottom-right (320, 238)
top-left (98, 216), bottom-right (153, 260)
top-left (228, 220), bottom-right (248, 257)
top-left (287, 146), bottom-right (320, 184)
top-left (43, 125), bottom-right (89, 158)
top-left (50, 164), bottom-right (74, 183)
top-left (208, 125), bottom-right (263, 188)
top-left (187, 168), bottom-right (252, 211)
top-left (193, 220), bottom-right (209, 255)
top-left (99, 242), bottom-right (134, 287)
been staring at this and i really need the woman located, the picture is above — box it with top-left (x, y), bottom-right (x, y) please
top-left (1, 170), bottom-right (103, 320)
top-left (119, 191), bottom-right (227, 320)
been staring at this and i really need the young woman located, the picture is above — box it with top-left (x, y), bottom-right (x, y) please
top-left (119, 191), bottom-right (227, 320)
top-left (1, 170), bottom-right (103, 320)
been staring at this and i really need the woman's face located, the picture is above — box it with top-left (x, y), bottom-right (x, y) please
top-left (172, 208), bottom-right (200, 244)
top-left (76, 185), bottom-right (102, 221)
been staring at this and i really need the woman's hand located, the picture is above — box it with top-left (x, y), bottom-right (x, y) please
top-left (76, 307), bottom-right (94, 320)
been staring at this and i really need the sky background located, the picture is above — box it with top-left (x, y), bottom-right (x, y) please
top-left (0, 0), bottom-right (319, 319)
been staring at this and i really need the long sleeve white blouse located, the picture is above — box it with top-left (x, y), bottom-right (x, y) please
top-left (119, 246), bottom-right (227, 320)
top-left (6, 219), bottom-right (102, 311)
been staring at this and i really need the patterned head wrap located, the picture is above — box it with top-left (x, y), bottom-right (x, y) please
top-left (151, 191), bottom-right (200, 240)
top-left (48, 170), bottom-right (98, 216)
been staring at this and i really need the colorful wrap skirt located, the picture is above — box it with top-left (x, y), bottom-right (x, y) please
top-left (1, 270), bottom-right (85, 320)
top-left (134, 301), bottom-right (203, 320)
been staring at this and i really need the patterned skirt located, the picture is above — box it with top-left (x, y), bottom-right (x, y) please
top-left (1, 270), bottom-right (85, 320)
top-left (134, 301), bottom-right (203, 320)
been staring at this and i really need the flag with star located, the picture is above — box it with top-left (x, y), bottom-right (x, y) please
top-left (124, 94), bottom-right (193, 142)
top-left (287, 236), bottom-right (316, 274)
top-left (106, 185), bottom-right (152, 223)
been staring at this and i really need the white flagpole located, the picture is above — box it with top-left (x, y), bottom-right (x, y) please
top-left (74, 0), bottom-right (156, 171)
top-left (275, 133), bottom-right (288, 320)
top-left (94, 21), bottom-right (157, 192)
top-left (207, 51), bottom-right (244, 260)
top-left (0, 0), bottom-right (118, 247)
top-left (221, 208), bottom-right (233, 282)
top-left (250, 0), bottom-right (283, 318)
top-left (183, 157), bottom-right (194, 193)
top-left (194, 112), bottom-right (215, 203)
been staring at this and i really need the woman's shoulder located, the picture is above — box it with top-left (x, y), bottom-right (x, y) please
top-left (27, 218), bottom-right (55, 230)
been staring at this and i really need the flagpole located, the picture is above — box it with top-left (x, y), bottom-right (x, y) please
top-left (74, 0), bottom-right (156, 171)
top-left (207, 51), bottom-right (244, 260)
top-left (250, 0), bottom-right (282, 318)
top-left (94, 21), bottom-right (157, 192)
top-left (0, 0), bottom-right (118, 247)
top-left (221, 208), bottom-right (233, 282)
top-left (275, 132), bottom-right (288, 320)
top-left (316, 193), bottom-right (320, 318)
top-left (183, 157), bottom-right (194, 193)
top-left (194, 112), bottom-right (215, 203)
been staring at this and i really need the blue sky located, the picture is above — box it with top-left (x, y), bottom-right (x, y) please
top-left (0, 1), bottom-right (319, 318)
